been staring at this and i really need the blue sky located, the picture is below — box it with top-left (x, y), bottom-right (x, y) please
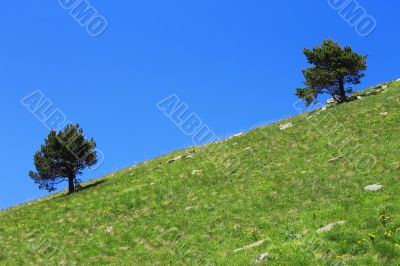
top-left (1, 0), bottom-right (399, 209)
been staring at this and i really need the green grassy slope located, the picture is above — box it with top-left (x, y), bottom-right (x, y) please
top-left (2, 80), bottom-right (400, 265)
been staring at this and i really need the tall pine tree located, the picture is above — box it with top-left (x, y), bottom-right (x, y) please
top-left (296, 40), bottom-right (367, 106)
top-left (29, 124), bottom-right (98, 194)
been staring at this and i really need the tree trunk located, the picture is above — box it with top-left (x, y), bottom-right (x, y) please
top-left (68, 175), bottom-right (75, 194)
top-left (339, 79), bottom-right (346, 102)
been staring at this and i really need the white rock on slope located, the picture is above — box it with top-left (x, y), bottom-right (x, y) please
top-left (233, 239), bottom-right (267, 253)
top-left (105, 227), bottom-right (113, 234)
top-left (255, 253), bottom-right (269, 263)
top-left (226, 132), bottom-right (244, 141)
top-left (364, 184), bottom-right (384, 191)
top-left (317, 221), bottom-right (346, 233)
top-left (192, 170), bottom-right (202, 175)
top-left (168, 155), bottom-right (183, 163)
top-left (279, 123), bottom-right (293, 130)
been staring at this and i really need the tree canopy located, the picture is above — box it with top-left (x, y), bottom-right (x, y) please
top-left (296, 40), bottom-right (367, 106)
top-left (29, 124), bottom-right (98, 194)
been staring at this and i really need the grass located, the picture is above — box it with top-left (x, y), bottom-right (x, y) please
top-left (2, 80), bottom-right (400, 265)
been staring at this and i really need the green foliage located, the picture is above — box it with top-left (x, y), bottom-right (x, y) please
top-left (296, 40), bottom-right (367, 105)
top-left (29, 123), bottom-right (98, 193)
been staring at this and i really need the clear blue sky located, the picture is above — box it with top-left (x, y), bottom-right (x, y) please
top-left (1, 1), bottom-right (399, 209)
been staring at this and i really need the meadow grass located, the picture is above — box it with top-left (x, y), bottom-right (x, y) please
top-left (1, 81), bottom-right (400, 265)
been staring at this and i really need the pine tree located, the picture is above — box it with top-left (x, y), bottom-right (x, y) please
top-left (29, 124), bottom-right (98, 194)
top-left (296, 40), bottom-right (367, 106)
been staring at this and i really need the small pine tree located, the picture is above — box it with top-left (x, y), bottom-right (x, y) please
top-left (296, 40), bottom-right (368, 106)
top-left (29, 124), bottom-right (98, 194)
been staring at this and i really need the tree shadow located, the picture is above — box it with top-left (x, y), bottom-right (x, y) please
top-left (76, 180), bottom-right (106, 192)
top-left (54, 180), bottom-right (107, 200)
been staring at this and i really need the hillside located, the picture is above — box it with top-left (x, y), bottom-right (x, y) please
top-left (2, 80), bottom-right (400, 265)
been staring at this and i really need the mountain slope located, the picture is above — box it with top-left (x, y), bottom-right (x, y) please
top-left (2, 80), bottom-right (400, 265)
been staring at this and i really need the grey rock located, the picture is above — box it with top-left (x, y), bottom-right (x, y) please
top-left (191, 170), bottom-right (202, 175)
top-left (227, 132), bottom-right (244, 140)
top-left (226, 132), bottom-right (244, 141)
top-left (317, 221), bottom-right (345, 234)
top-left (364, 184), bottom-right (384, 191)
top-left (279, 123), bottom-right (293, 130)
top-left (234, 239), bottom-right (267, 253)
top-left (328, 155), bottom-right (343, 162)
top-left (305, 157), bottom-right (316, 163)
top-left (255, 253), bottom-right (269, 263)
top-left (168, 155), bottom-right (183, 164)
